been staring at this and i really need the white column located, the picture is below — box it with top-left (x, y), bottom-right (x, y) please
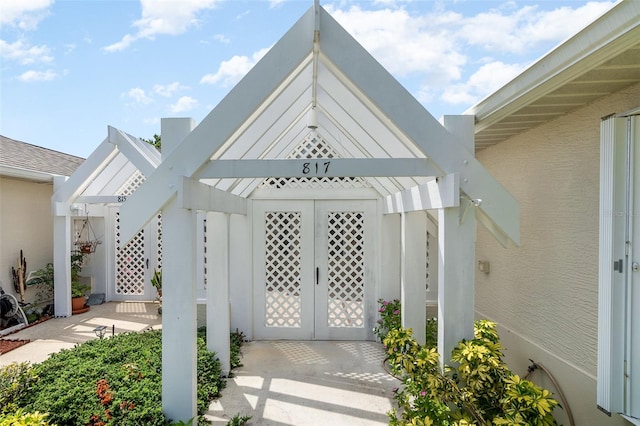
top-left (162, 199), bottom-right (198, 423)
top-left (160, 117), bottom-right (198, 423)
top-left (437, 115), bottom-right (476, 366)
top-left (206, 212), bottom-right (231, 375)
top-left (53, 214), bottom-right (72, 317)
top-left (52, 176), bottom-right (72, 317)
top-left (401, 211), bottom-right (427, 345)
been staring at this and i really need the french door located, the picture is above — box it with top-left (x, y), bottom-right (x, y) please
top-left (253, 200), bottom-right (376, 340)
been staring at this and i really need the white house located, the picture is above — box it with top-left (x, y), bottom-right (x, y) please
top-left (470, 1), bottom-right (640, 424)
top-left (0, 135), bottom-right (83, 306)
top-left (43, 0), bottom-right (640, 424)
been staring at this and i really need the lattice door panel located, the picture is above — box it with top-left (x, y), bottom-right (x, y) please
top-left (326, 211), bottom-right (365, 328)
top-left (115, 213), bottom-right (145, 295)
top-left (264, 211), bottom-right (303, 328)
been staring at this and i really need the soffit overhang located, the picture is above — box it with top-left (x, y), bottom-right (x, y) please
top-left (466, 0), bottom-right (640, 150)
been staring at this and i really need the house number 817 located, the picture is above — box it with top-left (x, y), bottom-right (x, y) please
top-left (302, 161), bottom-right (331, 175)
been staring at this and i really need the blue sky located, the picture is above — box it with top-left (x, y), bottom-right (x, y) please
top-left (1, 0), bottom-right (617, 158)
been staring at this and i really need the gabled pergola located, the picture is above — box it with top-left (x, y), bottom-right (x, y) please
top-left (119, 3), bottom-right (519, 422)
top-left (51, 127), bottom-right (161, 316)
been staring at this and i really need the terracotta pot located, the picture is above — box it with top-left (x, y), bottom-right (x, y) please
top-left (71, 296), bottom-right (86, 312)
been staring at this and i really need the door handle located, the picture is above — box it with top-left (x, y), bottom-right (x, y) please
top-left (146, 258), bottom-right (149, 269)
top-left (316, 267), bottom-right (319, 285)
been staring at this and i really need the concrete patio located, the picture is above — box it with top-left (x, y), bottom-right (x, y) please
top-left (1, 301), bottom-right (398, 425)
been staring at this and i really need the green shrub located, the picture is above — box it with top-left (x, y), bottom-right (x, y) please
top-left (0, 409), bottom-right (52, 426)
top-left (19, 330), bottom-right (226, 425)
top-left (384, 321), bottom-right (559, 426)
top-left (0, 362), bottom-right (39, 416)
top-left (230, 330), bottom-right (246, 370)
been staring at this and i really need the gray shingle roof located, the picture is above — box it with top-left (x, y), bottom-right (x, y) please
top-left (0, 135), bottom-right (84, 177)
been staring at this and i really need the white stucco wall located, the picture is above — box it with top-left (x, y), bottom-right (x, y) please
top-left (476, 81), bottom-right (640, 426)
top-left (0, 177), bottom-right (54, 303)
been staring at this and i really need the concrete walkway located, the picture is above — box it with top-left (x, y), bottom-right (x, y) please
top-left (0, 301), bottom-right (161, 366)
top-left (206, 340), bottom-right (398, 425)
top-left (1, 302), bottom-right (398, 425)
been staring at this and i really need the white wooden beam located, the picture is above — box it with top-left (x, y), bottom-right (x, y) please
top-left (437, 115), bottom-right (476, 367)
top-left (196, 158), bottom-right (439, 179)
top-left (319, 8), bottom-right (519, 246)
top-left (51, 138), bottom-right (118, 209)
top-left (401, 211), bottom-right (427, 345)
top-left (53, 176), bottom-right (72, 317)
top-left (161, 198), bottom-right (198, 423)
top-left (118, 7), bottom-right (315, 245)
top-left (207, 212), bottom-right (231, 375)
top-left (75, 195), bottom-right (130, 204)
top-left (108, 126), bottom-right (159, 177)
top-left (384, 174), bottom-right (459, 214)
top-left (177, 177), bottom-right (247, 215)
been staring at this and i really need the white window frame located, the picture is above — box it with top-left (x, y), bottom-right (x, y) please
top-left (598, 110), bottom-right (640, 423)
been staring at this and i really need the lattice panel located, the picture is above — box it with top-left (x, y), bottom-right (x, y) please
top-left (326, 211), bottom-right (365, 328)
top-left (426, 231), bottom-right (431, 292)
top-left (156, 213), bottom-right (163, 270)
top-left (261, 134), bottom-right (369, 189)
top-left (115, 212), bottom-right (145, 295)
top-left (264, 211), bottom-right (302, 327)
top-left (117, 170), bottom-right (146, 196)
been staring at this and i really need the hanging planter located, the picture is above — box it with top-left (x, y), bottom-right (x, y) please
top-left (74, 217), bottom-right (101, 254)
top-left (76, 240), bottom-right (99, 254)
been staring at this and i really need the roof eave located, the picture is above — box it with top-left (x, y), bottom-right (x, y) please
top-left (466, 0), bottom-right (640, 133)
top-left (0, 165), bottom-right (62, 183)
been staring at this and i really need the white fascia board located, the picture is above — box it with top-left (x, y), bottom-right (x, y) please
top-left (319, 7), bottom-right (519, 245)
top-left (51, 138), bottom-right (118, 212)
top-left (108, 126), bottom-right (158, 177)
top-left (384, 174), bottom-right (459, 214)
top-left (467, 1), bottom-right (640, 131)
top-left (196, 158), bottom-right (439, 179)
top-left (177, 177), bottom-right (247, 215)
top-left (0, 165), bottom-right (57, 182)
top-left (118, 7), bottom-right (315, 245)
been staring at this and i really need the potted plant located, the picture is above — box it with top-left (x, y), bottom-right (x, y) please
top-left (71, 281), bottom-right (91, 313)
top-left (70, 250), bottom-right (90, 314)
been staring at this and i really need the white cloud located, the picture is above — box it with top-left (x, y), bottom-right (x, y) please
top-left (200, 47), bottom-right (269, 87)
top-left (170, 96), bottom-right (199, 113)
top-left (17, 69), bottom-right (57, 82)
top-left (0, 39), bottom-right (53, 64)
top-left (126, 87), bottom-right (153, 104)
top-left (324, 1), bottom-right (616, 110)
top-left (458, 2), bottom-right (616, 54)
top-left (0, 0), bottom-right (53, 30)
top-left (213, 34), bottom-right (230, 44)
top-left (441, 61), bottom-right (525, 105)
top-left (325, 6), bottom-right (466, 84)
top-left (153, 82), bottom-right (188, 97)
top-left (103, 0), bottom-right (222, 52)
top-left (269, 0), bottom-right (286, 9)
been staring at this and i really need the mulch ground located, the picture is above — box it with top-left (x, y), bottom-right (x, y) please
top-left (0, 315), bottom-right (53, 355)
top-left (0, 338), bottom-right (30, 354)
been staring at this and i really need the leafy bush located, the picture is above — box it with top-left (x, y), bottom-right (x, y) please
top-left (230, 330), bottom-right (246, 370)
top-left (373, 298), bottom-right (401, 342)
top-left (0, 409), bottom-right (52, 426)
top-left (384, 322), bottom-right (559, 425)
top-left (17, 330), bottom-right (227, 425)
top-left (0, 362), bottom-right (39, 416)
